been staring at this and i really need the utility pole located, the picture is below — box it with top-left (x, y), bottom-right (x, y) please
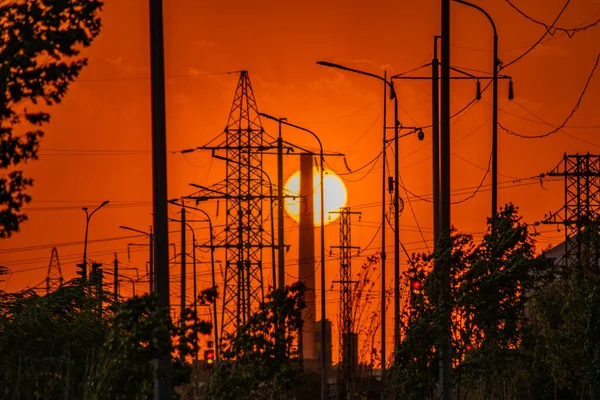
top-left (433, 36), bottom-right (440, 249)
top-left (392, 79), bottom-right (400, 352)
top-left (277, 118), bottom-right (286, 291)
top-left (113, 252), bottom-right (119, 301)
top-left (440, 0), bottom-right (453, 398)
top-left (380, 72), bottom-right (387, 380)
top-left (181, 206), bottom-right (187, 335)
top-left (149, 226), bottom-right (154, 293)
top-left (149, 0), bottom-right (171, 397)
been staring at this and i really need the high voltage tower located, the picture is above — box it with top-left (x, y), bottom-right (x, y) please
top-left (45, 247), bottom-right (63, 294)
top-left (542, 153), bottom-right (600, 269)
top-left (331, 207), bottom-right (361, 400)
top-left (190, 71), bottom-right (277, 345)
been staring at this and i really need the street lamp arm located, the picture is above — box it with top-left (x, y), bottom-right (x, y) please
top-left (119, 225), bottom-right (150, 236)
top-left (167, 218), bottom-right (197, 244)
top-left (452, 0), bottom-right (497, 37)
top-left (89, 200), bottom-right (110, 220)
top-left (316, 61), bottom-right (390, 88)
top-left (277, 119), bottom-right (322, 153)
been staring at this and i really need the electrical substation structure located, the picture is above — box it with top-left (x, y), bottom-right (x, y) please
top-left (331, 207), bottom-right (361, 400)
top-left (191, 71), bottom-right (277, 346)
top-left (542, 153), bottom-right (600, 269)
top-left (46, 247), bottom-right (64, 294)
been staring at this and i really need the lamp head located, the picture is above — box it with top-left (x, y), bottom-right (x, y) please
top-left (316, 61), bottom-right (348, 71)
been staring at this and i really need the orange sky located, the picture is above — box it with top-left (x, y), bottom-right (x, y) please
top-left (1, 0), bottom-right (599, 359)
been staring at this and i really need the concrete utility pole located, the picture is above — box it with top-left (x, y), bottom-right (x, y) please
top-left (433, 37), bottom-right (440, 251)
top-left (113, 253), bottom-right (119, 301)
top-left (380, 72), bottom-right (387, 380)
top-left (179, 206), bottom-right (187, 332)
top-left (180, 206), bottom-right (187, 347)
top-left (149, 0), bottom-right (171, 397)
top-left (440, 0), bottom-right (453, 398)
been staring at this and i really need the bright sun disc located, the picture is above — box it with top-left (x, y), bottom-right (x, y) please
top-left (283, 168), bottom-right (347, 226)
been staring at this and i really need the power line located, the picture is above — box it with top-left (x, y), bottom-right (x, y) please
top-left (501, 0), bottom-right (572, 70)
top-left (74, 70), bottom-right (241, 83)
top-left (498, 101), bottom-right (600, 129)
top-left (452, 152), bottom-right (492, 205)
top-left (505, 0), bottom-right (600, 38)
top-left (499, 51), bottom-right (600, 138)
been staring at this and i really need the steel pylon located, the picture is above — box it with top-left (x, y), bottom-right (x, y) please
top-left (46, 247), bottom-right (63, 294)
top-left (543, 153), bottom-right (600, 269)
top-left (193, 71), bottom-right (276, 346)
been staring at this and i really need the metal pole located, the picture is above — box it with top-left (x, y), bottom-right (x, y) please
top-left (114, 252), bottom-right (119, 301)
top-left (380, 72), bottom-right (387, 380)
top-left (150, 227), bottom-right (154, 293)
top-left (452, 0), bottom-right (499, 221)
top-left (181, 207), bottom-right (187, 333)
top-left (208, 221), bottom-right (219, 361)
top-left (81, 201), bottom-right (109, 282)
top-left (433, 37), bottom-right (440, 249)
top-left (277, 120), bottom-right (285, 291)
top-left (319, 147), bottom-right (326, 400)
top-left (149, 0), bottom-right (171, 396)
top-left (82, 211), bottom-right (90, 281)
top-left (492, 28), bottom-right (499, 220)
top-left (192, 233), bottom-right (198, 360)
top-left (393, 87), bottom-right (400, 351)
top-left (260, 113), bottom-right (328, 399)
top-left (440, 0), bottom-right (453, 398)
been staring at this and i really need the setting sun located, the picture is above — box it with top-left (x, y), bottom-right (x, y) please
top-left (283, 168), bottom-right (348, 226)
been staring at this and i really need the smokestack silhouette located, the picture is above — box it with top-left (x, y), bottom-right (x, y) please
top-left (299, 153), bottom-right (316, 360)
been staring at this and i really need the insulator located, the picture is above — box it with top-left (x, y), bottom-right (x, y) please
top-left (389, 82), bottom-right (396, 100)
top-left (475, 80), bottom-right (481, 100)
top-left (508, 80), bottom-right (514, 100)
top-left (388, 176), bottom-right (394, 194)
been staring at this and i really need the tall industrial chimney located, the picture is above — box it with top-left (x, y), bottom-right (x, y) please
top-left (299, 153), bottom-right (316, 360)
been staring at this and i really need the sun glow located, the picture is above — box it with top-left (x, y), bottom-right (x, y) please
top-left (283, 168), bottom-right (348, 226)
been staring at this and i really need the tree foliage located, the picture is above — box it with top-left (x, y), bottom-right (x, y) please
top-left (0, 284), bottom-right (107, 399)
top-left (203, 282), bottom-right (307, 400)
top-left (0, 280), bottom-right (214, 400)
top-left (0, 0), bottom-right (103, 237)
top-left (387, 204), bottom-right (553, 399)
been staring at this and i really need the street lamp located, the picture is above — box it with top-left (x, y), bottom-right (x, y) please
top-left (119, 225), bottom-right (153, 293)
top-left (168, 213), bottom-right (199, 360)
top-left (316, 60), bottom-right (401, 371)
top-left (81, 200), bottom-right (110, 281)
top-left (453, 0), bottom-right (499, 220)
top-left (169, 199), bottom-right (219, 362)
top-left (259, 112), bottom-right (327, 400)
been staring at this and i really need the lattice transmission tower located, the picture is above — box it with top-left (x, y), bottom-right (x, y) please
top-left (46, 247), bottom-right (63, 294)
top-left (331, 207), bottom-right (361, 400)
top-left (542, 153), bottom-right (600, 269)
top-left (192, 71), bottom-right (276, 343)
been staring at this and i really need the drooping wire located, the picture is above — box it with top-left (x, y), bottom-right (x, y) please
top-left (505, 0), bottom-right (600, 38)
top-left (499, 51), bottom-right (600, 139)
top-left (397, 172), bottom-right (430, 252)
top-left (501, 0), bottom-right (572, 70)
top-left (452, 151), bottom-right (492, 205)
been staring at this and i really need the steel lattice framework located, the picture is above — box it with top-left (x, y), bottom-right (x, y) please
top-left (46, 247), bottom-right (63, 294)
top-left (193, 71), bottom-right (276, 344)
top-left (331, 207), bottom-right (360, 399)
top-left (543, 153), bottom-right (600, 269)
